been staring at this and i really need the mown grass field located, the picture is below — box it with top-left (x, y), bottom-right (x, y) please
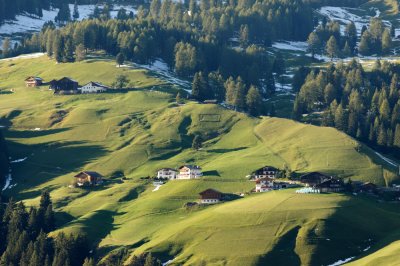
top-left (0, 54), bottom-right (399, 265)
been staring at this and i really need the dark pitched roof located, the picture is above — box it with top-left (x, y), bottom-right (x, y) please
top-left (179, 165), bottom-right (201, 170)
top-left (25, 76), bottom-right (42, 81)
top-left (199, 188), bottom-right (223, 199)
top-left (157, 168), bottom-right (177, 172)
top-left (82, 81), bottom-right (109, 88)
top-left (300, 172), bottom-right (332, 185)
top-left (74, 171), bottom-right (102, 178)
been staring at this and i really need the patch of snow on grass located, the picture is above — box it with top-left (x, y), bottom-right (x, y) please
top-left (363, 246), bottom-right (371, 252)
top-left (317, 6), bottom-right (390, 35)
top-left (11, 157), bottom-right (27, 163)
top-left (152, 185), bottom-right (162, 192)
top-left (272, 41), bottom-right (308, 52)
top-left (0, 52), bottom-right (45, 62)
top-left (2, 174), bottom-right (12, 191)
top-left (327, 256), bottom-right (355, 266)
top-left (134, 59), bottom-right (191, 92)
top-left (162, 259), bottom-right (174, 266)
top-left (375, 152), bottom-right (398, 167)
top-left (0, 5), bottom-right (137, 36)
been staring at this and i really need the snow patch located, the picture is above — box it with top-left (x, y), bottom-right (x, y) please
top-left (0, 5), bottom-right (137, 36)
top-left (363, 246), bottom-right (371, 252)
top-left (162, 259), bottom-right (174, 266)
top-left (152, 185), bottom-right (162, 192)
top-left (375, 152), bottom-right (398, 167)
top-left (133, 59), bottom-right (191, 92)
top-left (11, 157), bottom-right (27, 163)
top-left (327, 256), bottom-right (355, 266)
top-left (0, 52), bottom-right (45, 62)
top-left (272, 41), bottom-right (308, 52)
top-left (2, 173), bottom-right (12, 191)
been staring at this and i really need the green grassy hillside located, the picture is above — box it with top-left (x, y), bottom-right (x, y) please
top-left (0, 55), bottom-right (399, 265)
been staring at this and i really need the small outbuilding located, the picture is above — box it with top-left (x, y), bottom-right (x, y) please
top-left (25, 76), bottom-right (43, 87)
top-left (74, 171), bottom-right (103, 187)
top-left (199, 189), bottom-right (223, 204)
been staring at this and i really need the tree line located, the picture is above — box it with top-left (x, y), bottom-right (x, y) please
top-left (0, 191), bottom-right (92, 266)
top-left (0, 130), bottom-right (9, 191)
top-left (307, 17), bottom-right (394, 60)
top-left (293, 59), bottom-right (400, 153)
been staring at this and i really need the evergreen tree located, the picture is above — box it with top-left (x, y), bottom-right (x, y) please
top-left (325, 36), bottom-right (338, 60)
top-left (394, 124), bottom-right (400, 148)
top-left (113, 74), bottom-right (130, 89)
top-left (192, 135), bottom-right (202, 150)
top-left (246, 86), bottom-right (262, 116)
top-left (116, 53), bottom-right (125, 67)
top-left (72, 1), bottom-right (79, 20)
top-left (382, 28), bottom-right (392, 54)
top-left (307, 31), bottom-right (321, 58)
top-left (75, 44), bottom-right (85, 62)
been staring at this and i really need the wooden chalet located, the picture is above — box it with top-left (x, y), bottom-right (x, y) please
top-left (25, 76), bottom-right (43, 87)
top-left (253, 166), bottom-right (279, 179)
top-left (177, 165), bottom-right (202, 179)
top-left (50, 77), bottom-right (79, 94)
top-left (300, 172), bottom-right (332, 187)
top-left (199, 189), bottom-right (223, 204)
top-left (316, 178), bottom-right (345, 193)
top-left (74, 171), bottom-right (103, 187)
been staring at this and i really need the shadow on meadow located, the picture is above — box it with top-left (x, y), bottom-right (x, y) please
top-left (306, 195), bottom-right (400, 266)
top-left (4, 138), bottom-right (108, 200)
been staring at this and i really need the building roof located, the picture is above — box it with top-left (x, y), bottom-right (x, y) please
top-left (81, 81), bottom-right (110, 89)
top-left (74, 171), bottom-right (103, 179)
top-left (179, 165), bottom-right (201, 170)
top-left (316, 178), bottom-right (344, 188)
top-left (300, 172), bottom-right (332, 184)
top-left (25, 76), bottom-right (42, 81)
top-left (157, 168), bottom-right (177, 172)
top-left (199, 188), bottom-right (223, 199)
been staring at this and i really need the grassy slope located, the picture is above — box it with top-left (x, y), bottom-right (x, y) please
top-left (0, 55), bottom-right (399, 265)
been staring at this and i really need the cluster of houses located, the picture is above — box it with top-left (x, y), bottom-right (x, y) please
top-left (156, 165), bottom-right (203, 180)
top-left (25, 76), bottom-right (110, 94)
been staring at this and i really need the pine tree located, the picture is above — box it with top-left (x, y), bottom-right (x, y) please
top-left (63, 37), bottom-right (74, 62)
top-left (394, 124), bottom-right (400, 148)
top-left (382, 28), bottom-right (392, 54)
top-left (192, 135), bottom-right (202, 150)
top-left (345, 21), bottom-right (357, 52)
top-left (334, 104), bottom-right (346, 130)
top-left (246, 86), bottom-right (262, 116)
top-left (176, 92), bottom-right (182, 104)
top-left (2, 37), bottom-right (10, 58)
top-left (359, 31), bottom-right (371, 55)
top-left (72, 1), bottom-right (79, 20)
top-left (326, 36), bottom-right (338, 60)
top-left (377, 124), bottom-right (388, 146)
top-left (75, 44), bottom-right (85, 62)
top-left (116, 53), bottom-right (125, 67)
top-left (83, 258), bottom-right (95, 266)
top-left (343, 41), bottom-right (351, 57)
top-left (234, 77), bottom-right (246, 110)
top-left (239, 24), bottom-right (249, 48)
top-left (307, 31), bottom-right (321, 58)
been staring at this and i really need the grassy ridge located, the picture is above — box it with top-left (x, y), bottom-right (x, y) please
top-left (0, 55), bottom-right (399, 265)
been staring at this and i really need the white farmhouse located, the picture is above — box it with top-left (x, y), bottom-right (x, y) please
top-left (255, 178), bottom-right (274, 192)
top-left (79, 81), bottom-right (109, 94)
top-left (156, 168), bottom-right (178, 180)
top-left (177, 165), bottom-right (202, 179)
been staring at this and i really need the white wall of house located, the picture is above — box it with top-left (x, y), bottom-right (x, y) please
top-left (201, 199), bottom-right (219, 204)
top-left (79, 85), bottom-right (107, 93)
top-left (177, 167), bottom-right (202, 179)
top-left (157, 169), bottom-right (177, 179)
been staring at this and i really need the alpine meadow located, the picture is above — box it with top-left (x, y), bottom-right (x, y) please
top-left (1, 0), bottom-right (400, 266)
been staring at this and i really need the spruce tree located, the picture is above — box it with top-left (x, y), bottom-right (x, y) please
top-left (326, 36), bottom-right (338, 60)
top-left (394, 124), bottom-right (400, 148)
top-left (307, 31), bottom-right (321, 58)
top-left (75, 44), bottom-right (85, 62)
top-left (246, 86), bottom-right (262, 116)
top-left (192, 135), bottom-right (202, 150)
top-left (116, 53), bottom-right (125, 67)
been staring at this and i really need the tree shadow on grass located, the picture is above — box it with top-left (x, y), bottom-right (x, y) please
top-left (202, 170), bottom-right (220, 177)
top-left (67, 209), bottom-right (127, 245)
top-left (257, 226), bottom-right (301, 266)
top-left (206, 147), bottom-right (248, 153)
top-left (5, 139), bottom-right (108, 200)
top-left (5, 128), bottom-right (71, 138)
